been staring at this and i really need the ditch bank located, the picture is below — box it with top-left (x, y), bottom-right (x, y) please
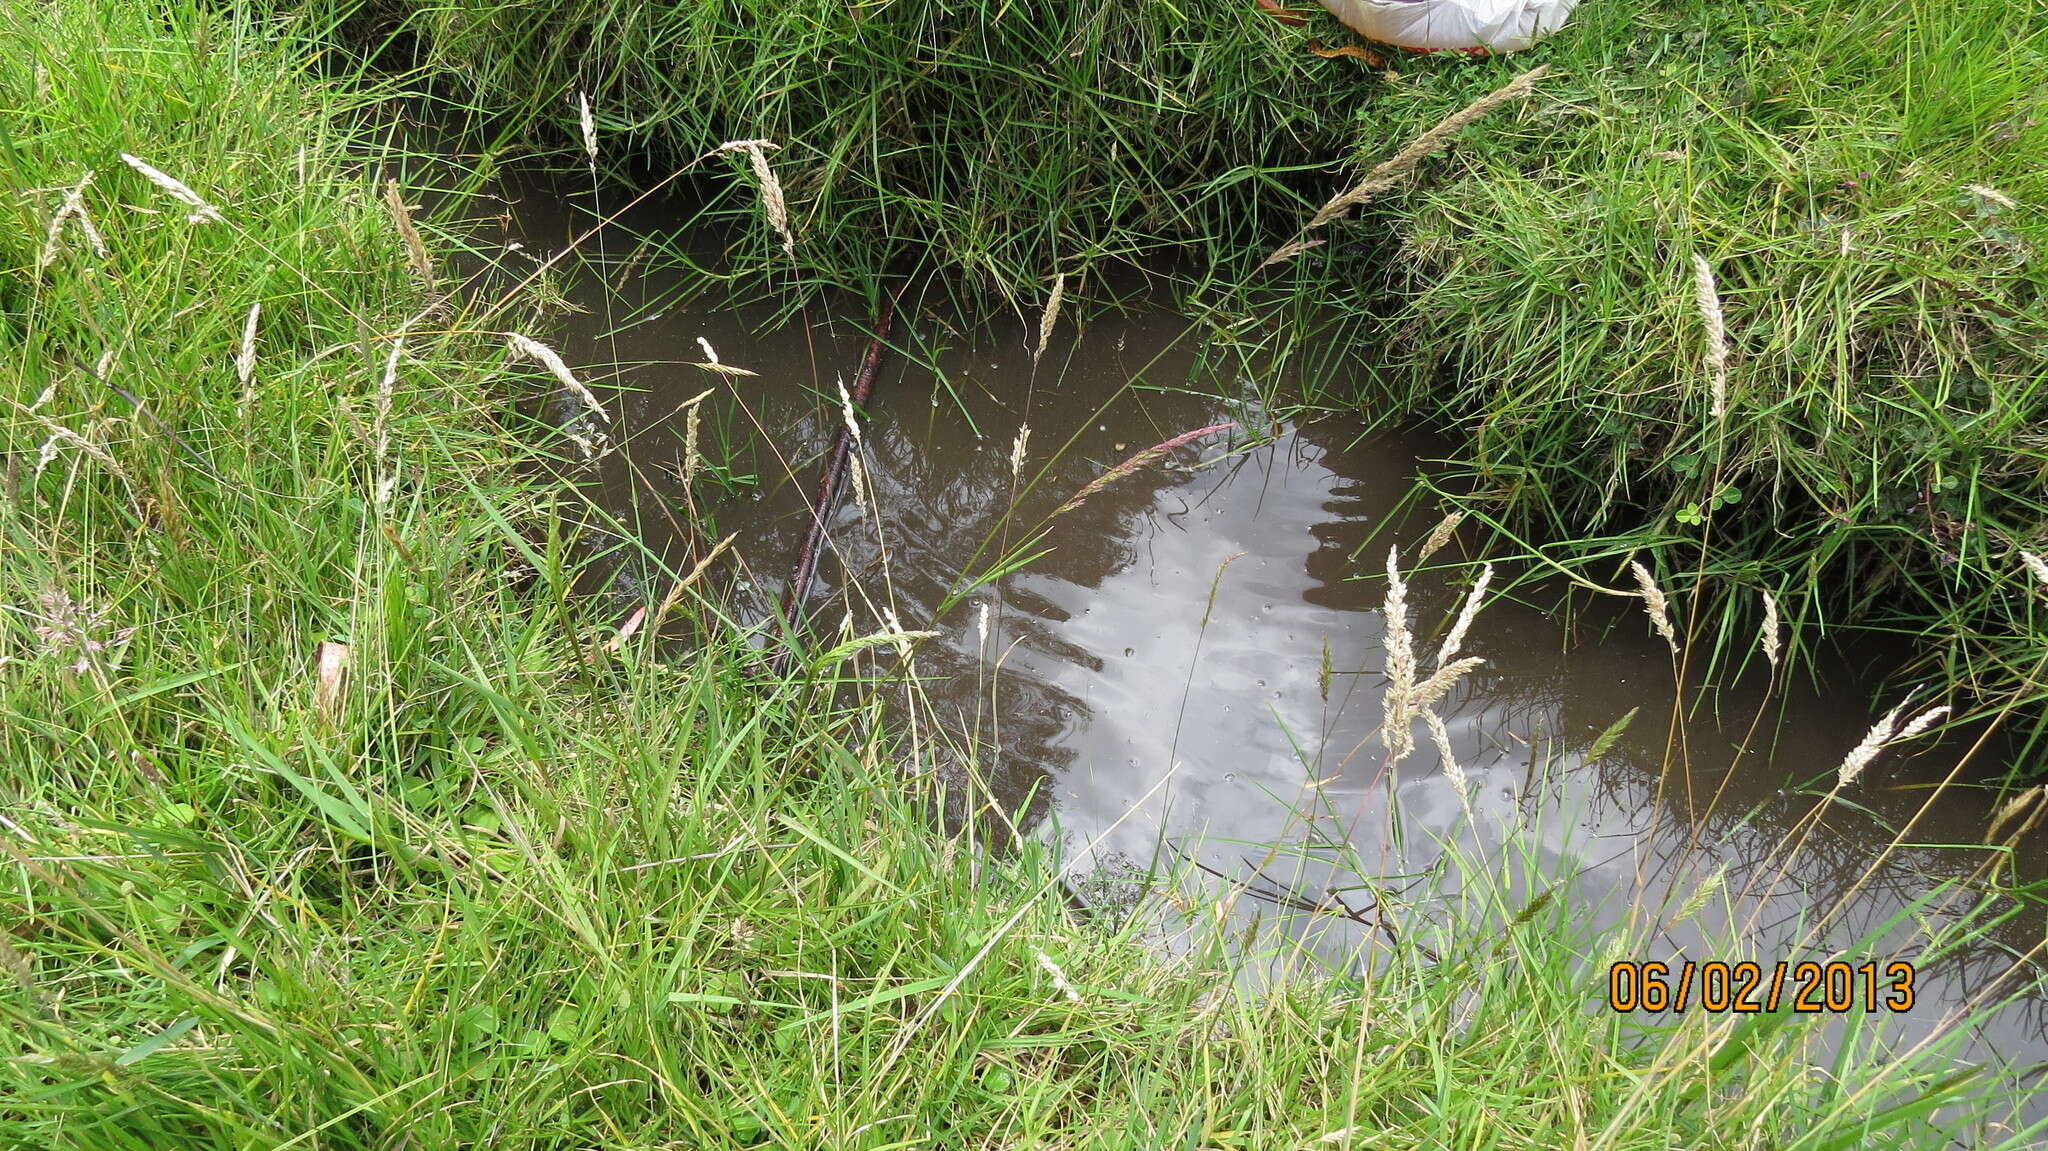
top-left (318, 0), bottom-right (2048, 755)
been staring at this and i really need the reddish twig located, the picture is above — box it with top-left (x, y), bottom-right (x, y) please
top-left (774, 292), bottom-right (900, 664)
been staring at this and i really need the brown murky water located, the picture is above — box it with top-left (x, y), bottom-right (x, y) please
top-left (481, 172), bottom-right (2048, 1118)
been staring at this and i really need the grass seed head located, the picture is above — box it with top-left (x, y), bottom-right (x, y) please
top-left (37, 169), bottom-right (102, 272)
top-left (1965, 183), bottom-right (2018, 210)
top-left (837, 375), bottom-right (862, 443)
top-left (1031, 946), bottom-right (1083, 1004)
top-left (1630, 561), bottom-right (1679, 654)
top-left (33, 421), bottom-right (127, 485)
top-left (2022, 550), bottom-right (2048, 590)
top-left (236, 301), bottom-right (260, 393)
top-left (1892, 704), bottom-right (1950, 744)
top-left (507, 332), bottom-right (608, 423)
top-left (1034, 273), bottom-right (1065, 364)
top-left (1416, 509), bottom-right (1465, 563)
top-left (650, 533), bottom-right (737, 633)
top-left (668, 388), bottom-right (713, 489)
top-left (1436, 563), bottom-right (1491, 668)
top-left (1690, 252), bottom-right (1729, 419)
top-left (1671, 864), bottom-right (1727, 927)
top-left (577, 90), bottom-right (598, 164)
top-left (1759, 589), bottom-right (1782, 670)
top-left (1836, 701), bottom-right (1908, 788)
top-left (1056, 423), bottom-right (1233, 514)
top-left (1408, 656), bottom-right (1485, 712)
top-left (1300, 66), bottom-right (1550, 231)
top-left (1989, 786), bottom-right (2048, 843)
top-left (693, 336), bottom-right (756, 376)
top-left (681, 403), bottom-right (702, 487)
top-left (28, 587), bottom-right (135, 675)
top-left (717, 139), bottom-right (793, 257)
top-left (1425, 708), bottom-right (1470, 817)
top-left (383, 180), bottom-right (434, 288)
top-left (1379, 547), bottom-right (1416, 767)
top-left (1255, 237), bottom-right (1324, 270)
top-left (68, 197), bottom-right (106, 260)
top-left (847, 452), bottom-right (871, 515)
top-left (120, 152), bottom-right (221, 223)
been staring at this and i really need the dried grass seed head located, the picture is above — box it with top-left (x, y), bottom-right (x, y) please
top-left (1425, 707), bottom-right (1470, 816)
top-left (1690, 252), bottom-right (1729, 419)
top-left (1035, 273), bottom-right (1065, 364)
top-left (1436, 563), bottom-right (1491, 668)
top-left (37, 169), bottom-right (103, 272)
top-left (1416, 509), bottom-right (1465, 563)
top-left (236, 301), bottom-right (261, 390)
top-left (1836, 701), bottom-right (1908, 788)
top-left (120, 152), bottom-right (222, 223)
top-left (717, 139), bottom-right (793, 257)
top-left (1057, 423), bottom-right (1233, 514)
top-left (577, 91), bottom-right (599, 164)
top-left (2022, 550), bottom-right (2048, 590)
top-left (1759, 589), bottom-right (1782, 670)
top-left (507, 332), bottom-right (608, 422)
top-left (1379, 546), bottom-right (1417, 766)
top-left (1630, 561), bottom-right (1679, 654)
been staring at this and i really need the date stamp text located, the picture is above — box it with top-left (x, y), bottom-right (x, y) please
top-left (1608, 961), bottom-right (1916, 1014)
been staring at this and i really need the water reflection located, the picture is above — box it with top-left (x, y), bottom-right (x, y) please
top-left (489, 171), bottom-right (2048, 1115)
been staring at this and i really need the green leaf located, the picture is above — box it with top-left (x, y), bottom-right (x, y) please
top-left (775, 812), bottom-right (902, 895)
top-left (115, 1015), bottom-right (198, 1066)
top-left (776, 975), bottom-right (954, 1034)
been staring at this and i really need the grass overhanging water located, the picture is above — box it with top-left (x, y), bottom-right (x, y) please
top-left (3, 0), bottom-right (2048, 1146)
top-left (300, 0), bottom-right (2048, 751)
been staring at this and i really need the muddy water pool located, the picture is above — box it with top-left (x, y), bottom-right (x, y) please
top-left (482, 174), bottom-right (2048, 1117)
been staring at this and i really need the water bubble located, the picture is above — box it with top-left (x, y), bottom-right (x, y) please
top-left (1124, 647), bottom-right (1135, 657)
top-left (1223, 772), bottom-right (1236, 783)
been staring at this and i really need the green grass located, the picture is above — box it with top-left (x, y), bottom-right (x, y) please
top-left (1, 0), bottom-right (2044, 1147)
top-left (292, 0), bottom-right (1398, 313)
top-left (1356, 0), bottom-right (2048, 747)
top-left (300, 0), bottom-right (2048, 749)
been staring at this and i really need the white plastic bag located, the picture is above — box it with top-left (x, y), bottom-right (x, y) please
top-left (1316, 0), bottom-right (1581, 54)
